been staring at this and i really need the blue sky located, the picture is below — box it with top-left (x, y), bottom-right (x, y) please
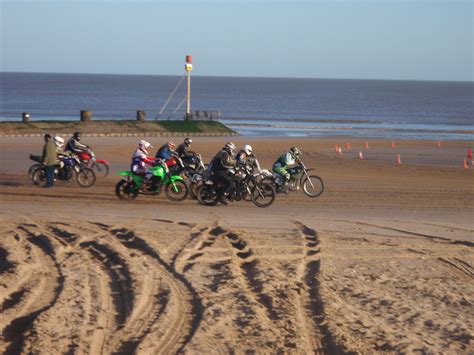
top-left (1, 1), bottom-right (472, 81)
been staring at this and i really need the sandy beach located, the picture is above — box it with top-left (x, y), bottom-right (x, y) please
top-left (0, 136), bottom-right (473, 353)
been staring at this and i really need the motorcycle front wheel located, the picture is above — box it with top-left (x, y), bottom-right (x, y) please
top-left (251, 182), bottom-right (276, 208)
top-left (301, 175), bottom-right (324, 197)
top-left (196, 184), bottom-right (219, 206)
top-left (165, 180), bottom-right (188, 201)
top-left (76, 168), bottom-right (96, 187)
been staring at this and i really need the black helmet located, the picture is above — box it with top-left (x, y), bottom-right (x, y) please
top-left (289, 146), bottom-right (301, 158)
top-left (184, 137), bottom-right (192, 147)
top-left (223, 141), bottom-right (236, 154)
top-left (73, 131), bottom-right (81, 141)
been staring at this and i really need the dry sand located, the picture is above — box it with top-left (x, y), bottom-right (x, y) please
top-left (0, 136), bottom-right (473, 354)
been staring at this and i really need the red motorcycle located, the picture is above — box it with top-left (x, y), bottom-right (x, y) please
top-left (77, 150), bottom-right (110, 177)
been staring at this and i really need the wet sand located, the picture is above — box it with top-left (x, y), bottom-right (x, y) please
top-left (0, 136), bottom-right (473, 353)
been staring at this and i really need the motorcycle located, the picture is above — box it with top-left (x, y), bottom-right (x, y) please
top-left (31, 155), bottom-right (96, 188)
top-left (180, 152), bottom-right (207, 199)
top-left (196, 161), bottom-right (276, 208)
top-left (77, 149), bottom-right (110, 178)
top-left (263, 160), bottom-right (324, 197)
top-left (115, 160), bottom-right (188, 201)
top-left (28, 154), bottom-right (42, 177)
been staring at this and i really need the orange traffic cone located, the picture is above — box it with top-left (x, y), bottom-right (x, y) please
top-left (391, 140), bottom-right (396, 149)
top-left (345, 142), bottom-right (351, 150)
top-left (365, 141), bottom-right (369, 150)
top-left (467, 148), bottom-right (473, 160)
top-left (437, 140), bottom-right (442, 148)
top-left (464, 159), bottom-right (469, 169)
top-left (358, 151), bottom-right (365, 160)
top-left (396, 154), bottom-right (402, 164)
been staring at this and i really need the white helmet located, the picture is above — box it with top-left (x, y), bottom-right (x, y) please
top-left (139, 140), bottom-right (153, 154)
top-left (243, 144), bottom-right (253, 156)
top-left (54, 135), bottom-right (64, 148)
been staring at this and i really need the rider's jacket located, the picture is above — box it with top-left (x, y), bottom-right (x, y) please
top-left (131, 148), bottom-right (155, 173)
top-left (273, 152), bottom-right (296, 169)
top-left (155, 145), bottom-right (174, 161)
top-left (210, 150), bottom-right (237, 173)
top-left (176, 143), bottom-right (193, 160)
top-left (66, 138), bottom-right (88, 153)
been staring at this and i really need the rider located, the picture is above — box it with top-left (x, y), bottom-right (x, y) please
top-left (131, 140), bottom-right (156, 186)
top-left (209, 141), bottom-right (237, 205)
top-left (155, 141), bottom-right (176, 161)
top-left (53, 136), bottom-right (71, 160)
top-left (235, 144), bottom-right (253, 162)
top-left (272, 146), bottom-right (302, 185)
top-left (176, 137), bottom-right (194, 164)
top-left (66, 131), bottom-right (89, 154)
top-left (236, 144), bottom-right (260, 174)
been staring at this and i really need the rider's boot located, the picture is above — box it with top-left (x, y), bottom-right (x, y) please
top-left (218, 196), bottom-right (228, 205)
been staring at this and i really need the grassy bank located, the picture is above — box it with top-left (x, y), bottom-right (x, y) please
top-left (0, 120), bottom-right (236, 135)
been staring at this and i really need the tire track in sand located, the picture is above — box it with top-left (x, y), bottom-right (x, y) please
top-left (2, 226), bottom-right (64, 355)
top-left (105, 225), bottom-right (203, 354)
top-left (293, 221), bottom-right (348, 354)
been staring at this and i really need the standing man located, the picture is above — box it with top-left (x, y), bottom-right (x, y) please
top-left (41, 134), bottom-right (58, 188)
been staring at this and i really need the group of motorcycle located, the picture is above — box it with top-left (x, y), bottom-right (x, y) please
top-left (28, 149), bottom-right (109, 188)
top-left (114, 150), bottom-right (324, 208)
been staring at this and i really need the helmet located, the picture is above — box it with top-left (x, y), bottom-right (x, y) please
top-left (289, 146), bottom-right (301, 158)
top-left (184, 137), bottom-right (192, 147)
top-left (243, 144), bottom-right (253, 156)
top-left (73, 131), bottom-right (81, 141)
top-left (139, 140), bottom-right (153, 154)
top-left (167, 141), bottom-right (176, 149)
top-left (54, 136), bottom-right (65, 147)
top-left (223, 141), bottom-right (236, 154)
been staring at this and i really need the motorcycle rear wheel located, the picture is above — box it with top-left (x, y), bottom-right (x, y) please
top-left (165, 180), bottom-right (188, 201)
top-left (76, 168), bottom-right (96, 187)
top-left (28, 164), bottom-right (42, 177)
top-left (301, 175), bottom-right (324, 197)
top-left (115, 180), bottom-right (138, 200)
top-left (93, 162), bottom-right (109, 178)
top-left (32, 167), bottom-right (46, 185)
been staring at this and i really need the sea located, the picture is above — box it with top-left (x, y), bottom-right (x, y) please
top-left (1, 72), bottom-right (472, 140)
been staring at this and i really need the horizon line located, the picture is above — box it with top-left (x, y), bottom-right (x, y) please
top-left (1, 70), bottom-right (472, 84)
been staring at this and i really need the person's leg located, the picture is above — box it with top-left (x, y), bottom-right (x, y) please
top-left (273, 166), bottom-right (290, 182)
top-left (45, 166), bottom-right (54, 187)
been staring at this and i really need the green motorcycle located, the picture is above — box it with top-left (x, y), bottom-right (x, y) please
top-left (115, 163), bottom-right (188, 201)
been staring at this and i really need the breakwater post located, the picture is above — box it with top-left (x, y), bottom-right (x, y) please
top-left (22, 112), bottom-right (30, 123)
top-left (137, 110), bottom-right (146, 121)
top-left (80, 110), bottom-right (92, 122)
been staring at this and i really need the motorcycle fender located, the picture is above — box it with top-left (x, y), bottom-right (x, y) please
top-left (96, 159), bottom-right (109, 164)
top-left (118, 171), bottom-right (132, 176)
top-left (169, 175), bottom-right (184, 183)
